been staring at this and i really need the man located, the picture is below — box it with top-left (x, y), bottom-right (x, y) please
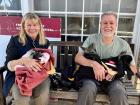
top-left (75, 11), bottom-right (138, 105)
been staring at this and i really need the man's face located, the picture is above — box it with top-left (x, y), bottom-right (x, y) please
top-left (100, 15), bottom-right (117, 38)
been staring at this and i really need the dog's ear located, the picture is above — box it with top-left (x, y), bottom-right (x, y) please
top-left (81, 47), bottom-right (87, 51)
top-left (81, 46), bottom-right (92, 53)
top-left (30, 50), bottom-right (36, 58)
top-left (119, 51), bottom-right (127, 55)
top-left (88, 44), bottom-right (95, 51)
top-left (81, 44), bottom-right (96, 53)
top-left (119, 55), bottom-right (132, 65)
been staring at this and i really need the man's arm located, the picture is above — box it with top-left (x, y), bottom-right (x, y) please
top-left (75, 52), bottom-right (95, 67)
top-left (130, 64), bottom-right (138, 74)
top-left (75, 52), bottom-right (106, 81)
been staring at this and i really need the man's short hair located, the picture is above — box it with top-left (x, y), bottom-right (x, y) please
top-left (101, 11), bottom-right (117, 19)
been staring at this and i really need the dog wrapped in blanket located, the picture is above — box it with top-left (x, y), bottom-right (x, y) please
top-left (15, 48), bottom-right (55, 96)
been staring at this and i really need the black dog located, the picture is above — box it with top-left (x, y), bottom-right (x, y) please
top-left (75, 47), bottom-right (134, 83)
top-left (50, 66), bottom-right (82, 91)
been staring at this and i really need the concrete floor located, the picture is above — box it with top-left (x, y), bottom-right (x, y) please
top-left (6, 96), bottom-right (76, 105)
top-left (6, 96), bottom-right (109, 105)
top-left (49, 99), bottom-right (76, 105)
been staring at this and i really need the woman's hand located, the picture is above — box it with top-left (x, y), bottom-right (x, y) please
top-left (21, 57), bottom-right (42, 72)
top-left (91, 61), bottom-right (107, 81)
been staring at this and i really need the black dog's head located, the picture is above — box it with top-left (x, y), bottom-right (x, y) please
top-left (81, 43), bottom-right (96, 53)
top-left (81, 44), bottom-right (102, 64)
top-left (117, 54), bottom-right (133, 80)
top-left (119, 54), bottom-right (132, 66)
top-left (84, 52), bottom-right (102, 64)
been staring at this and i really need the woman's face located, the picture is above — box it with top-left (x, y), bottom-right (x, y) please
top-left (100, 15), bottom-right (117, 38)
top-left (24, 19), bottom-right (40, 40)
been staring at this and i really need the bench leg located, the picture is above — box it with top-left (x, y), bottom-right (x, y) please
top-left (0, 75), bottom-right (6, 105)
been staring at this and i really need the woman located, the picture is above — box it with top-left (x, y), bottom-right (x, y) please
top-left (3, 13), bottom-right (50, 105)
top-left (75, 11), bottom-right (138, 105)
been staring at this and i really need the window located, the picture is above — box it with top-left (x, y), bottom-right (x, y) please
top-left (34, 0), bottom-right (49, 11)
top-left (34, 0), bottom-right (138, 42)
top-left (84, 16), bottom-right (99, 34)
top-left (102, 0), bottom-right (118, 12)
top-left (118, 16), bottom-right (135, 32)
top-left (85, 0), bottom-right (100, 12)
top-left (67, 16), bottom-right (82, 34)
top-left (67, 0), bottom-right (83, 12)
top-left (0, 0), bottom-right (138, 42)
top-left (0, 0), bottom-right (21, 16)
top-left (50, 0), bottom-right (65, 11)
top-left (0, 0), bottom-right (21, 10)
top-left (120, 0), bottom-right (137, 13)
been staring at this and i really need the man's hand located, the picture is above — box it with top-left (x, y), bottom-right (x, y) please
top-left (101, 62), bottom-right (117, 76)
top-left (91, 61), bottom-right (107, 81)
top-left (105, 73), bottom-right (114, 81)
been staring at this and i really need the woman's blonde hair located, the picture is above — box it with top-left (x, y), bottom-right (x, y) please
top-left (19, 13), bottom-right (47, 46)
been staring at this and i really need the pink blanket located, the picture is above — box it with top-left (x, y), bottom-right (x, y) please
top-left (15, 48), bottom-right (55, 96)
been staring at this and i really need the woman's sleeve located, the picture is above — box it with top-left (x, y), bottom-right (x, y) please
top-left (45, 39), bottom-right (50, 48)
top-left (4, 36), bottom-right (19, 67)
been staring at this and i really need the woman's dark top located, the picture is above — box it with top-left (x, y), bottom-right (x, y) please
top-left (3, 35), bottom-right (50, 96)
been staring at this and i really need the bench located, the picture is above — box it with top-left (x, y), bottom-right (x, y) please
top-left (0, 41), bottom-right (140, 105)
top-left (49, 41), bottom-right (140, 105)
top-left (0, 67), bottom-right (6, 105)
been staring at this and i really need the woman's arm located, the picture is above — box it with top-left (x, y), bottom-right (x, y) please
top-left (8, 57), bottom-right (42, 72)
top-left (7, 59), bottom-right (23, 71)
top-left (5, 36), bottom-right (20, 69)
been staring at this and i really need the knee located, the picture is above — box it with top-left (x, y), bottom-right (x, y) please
top-left (109, 85), bottom-right (128, 104)
top-left (14, 96), bottom-right (30, 105)
top-left (80, 80), bottom-right (97, 95)
top-left (109, 85), bottom-right (127, 97)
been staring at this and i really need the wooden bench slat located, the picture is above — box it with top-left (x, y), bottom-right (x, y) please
top-left (50, 90), bottom-right (140, 104)
top-left (49, 76), bottom-right (140, 104)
